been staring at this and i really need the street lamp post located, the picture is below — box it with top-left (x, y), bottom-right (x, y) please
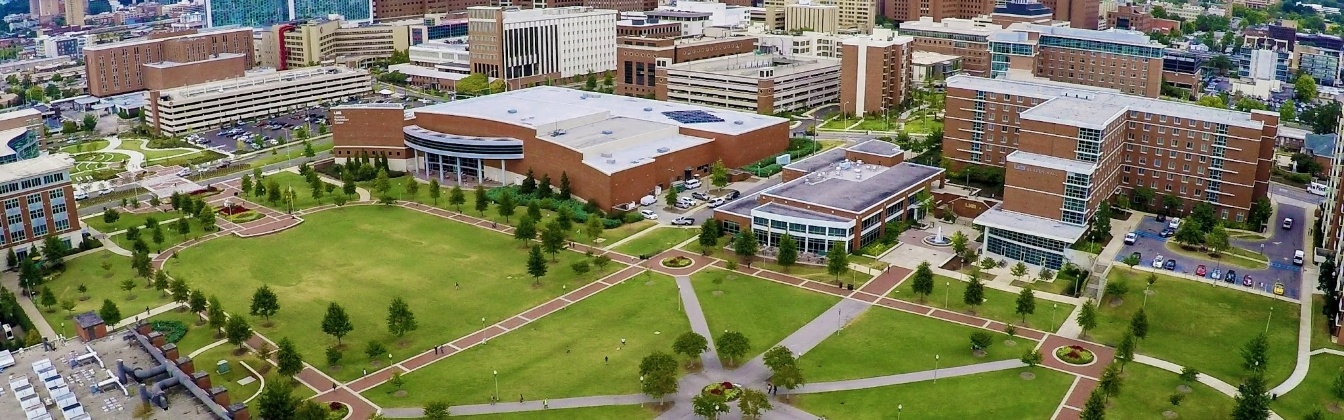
top-left (1052, 303), bottom-right (1058, 331)
top-left (934, 355), bottom-right (940, 382)
top-left (944, 281), bottom-right (950, 308)
top-left (493, 370), bottom-right (499, 402)
top-left (897, 404), bottom-right (903, 420)
top-left (1266, 306), bottom-right (1274, 333)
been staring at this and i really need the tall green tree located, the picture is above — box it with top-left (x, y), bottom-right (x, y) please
top-left (638, 351), bottom-right (679, 402)
top-left (496, 191), bottom-right (516, 223)
top-left (321, 303), bottom-right (354, 344)
top-left (911, 261), bottom-right (935, 302)
top-left (1130, 309), bottom-right (1149, 340)
top-left (526, 245), bottom-right (548, 285)
top-left (207, 296), bottom-right (227, 336)
top-left (697, 219), bottom-right (720, 255)
top-left (225, 313), bottom-right (252, 349)
top-left (710, 160), bottom-right (729, 189)
top-left (558, 172), bottom-right (572, 198)
top-left (276, 337), bottom-right (304, 379)
top-left (826, 241), bottom-right (848, 281)
top-left (1232, 373), bottom-right (1272, 420)
top-left (716, 331), bottom-right (751, 366)
top-left (1015, 287), bottom-right (1036, 323)
top-left (449, 185), bottom-right (466, 212)
top-left (1281, 99), bottom-right (1297, 121)
top-left (257, 382), bottom-right (299, 420)
top-left (964, 272), bottom-right (985, 313)
top-left (541, 221), bottom-right (566, 261)
top-left (520, 169), bottom-right (537, 195)
top-left (1080, 389), bottom-right (1107, 420)
top-left (777, 234), bottom-right (798, 268)
top-left (386, 297), bottom-right (419, 337)
top-left (428, 179), bottom-right (441, 205)
top-left (249, 285), bottom-right (280, 323)
top-left (950, 230), bottom-right (969, 261)
top-left (672, 332), bottom-right (708, 365)
top-left (1242, 332), bottom-right (1269, 373)
top-left (1116, 330), bottom-right (1137, 371)
top-left (1296, 73), bottom-right (1319, 102)
top-left (1099, 362), bottom-right (1124, 401)
top-left (738, 388), bottom-right (773, 417)
top-left (474, 186), bottom-right (489, 215)
top-left (514, 216), bottom-right (537, 243)
top-left (1078, 300), bottom-right (1098, 337)
top-left (732, 230), bottom-right (758, 264)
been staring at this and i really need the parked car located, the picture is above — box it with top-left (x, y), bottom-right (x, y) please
top-left (691, 191), bottom-right (711, 201)
top-left (1163, 259), bottom-right (1176, 270)
top-left (671, 216), bottom-right (696, 226)
top-left (1283, 217), bottom-right (1294, 230)
top-left (1160, 227), bottom-right (1175, 238)
top-left (1152, 255), bottom-right (1164, 269)
top-left (1210, 269), bottom-right (1222, 281)
top-left (1123, 232), bottom-right (1137, 245)
top-left (1155, 214), bottom-right (1167, 223)
top-left (1196, 265), bottom-right (1207, 277)
top-left (639, 210), bottom-right (658, 220)
top-left (1225, 270), bottom-right (1238, 283)
top-left (1294, 249), bottom-right (1305, 266)
top-left (1242, 275), bottom-right (1253, 287)
top-left (1273, 283), bottom-right (1285, 296)
top-left (708, 197), bottom-right (726, 208)
top-left (724, 190), bottom-right (741, 200)
top-left (1168, 217), bottom-right (1181, 230)
top-left (683, 178), bottom-right (701, 189)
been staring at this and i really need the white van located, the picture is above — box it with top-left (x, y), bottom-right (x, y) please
top-left (1294, 250), bottom-right (1305, 266)
top-left (683, 178), bottom-right (702, 189)
top-left (676, 196), bottom-right (697, 208)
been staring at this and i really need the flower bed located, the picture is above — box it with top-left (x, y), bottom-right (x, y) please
top-left (189, 186), bottom-right (221, 197)
top-left (661, 256), bottom-right (693, 268)
top-left (1054, 345), bottom-right (1095, 366)
top-left (218, 203), bottom-right (250, 216)
top-left (150, 320), bottom-right (188, 343)
top-left (226, 211), bottom-right (264, 223)
top-left (701, 382), bottom-right (742, 401)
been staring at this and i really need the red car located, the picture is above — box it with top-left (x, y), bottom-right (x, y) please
top-left (1195, 265), bottom-right (1207, 277)
top-left (1242, 275), bottom-right (1253, 287)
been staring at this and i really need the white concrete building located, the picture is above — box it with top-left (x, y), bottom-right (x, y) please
top-left (467, 6), bottom-right (617, 81)
top-left (659, 52), bottom-right (841, 113)
top-left (408, 40), bottom-right (471, 74)
top-left (147, 66), bottom-right (370, 136)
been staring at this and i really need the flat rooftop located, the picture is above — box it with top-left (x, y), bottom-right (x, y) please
top-left (1008, 150), bottom-right (1097, 175)
top-left (847, 139), bottom-right (903, 157)
top-left (1004, 23), bottom-right (1156, 47)
top-left (912, 50), bottom-right (961, 65)
top-left (158, 66), bottom-right (368, 100)
top-left (754, 202), bottom-right (851, 223)
top-left (949, 75), bottom-right (1266, 130)
top-left (898, 18), bottom-right (1004, 37)
top-left (768, 154), bottom-right (943, 213)
top-left (414, 86), bottom-right (785, 136)
top-left (388, 63), bottom-right (475, 81)
top-left (664, 53), bottom-right (841, 79)
top-left (975, 204), bottom-right (1087, 243)
top-left (83, 26), bottom-right (250, 51)
top-left (142, 52), bottom-right (244, 69)
top-left (0, 153), bottom-right (72, 183)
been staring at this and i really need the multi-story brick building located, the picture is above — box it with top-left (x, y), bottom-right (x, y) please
top-left (989, 23), bottom-right (1164, 97)
top-left (330, 86), bottom-right (789, 210)
top-left (1039, 0), bottom-right (1100, 29)
top-left (898, 17), bottom-right (1002, 78)
top-left (0, 109), bottom-right (81, 267)
top-left (616, 35), bottom-right (758, 98)
top-left (989, 0), bottom-right (1056, 27)
top-left (656, 52), bottom-right (841, 114)
top-left (373, 0), bottom-right (486, 21)
top-left (83, 27), bottom-right (255, 97)
top-left (944, 75), bottom-right (1278, 268)
top-left (259, 19), bottom-right (412, 70)
top-left (884, 0), bottom-right (992, 24)
top-left (839, 35), bottom-right (914, 117)
top-left (467, 6), bottom-right (617, 87)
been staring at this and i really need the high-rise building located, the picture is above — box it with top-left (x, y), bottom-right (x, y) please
top-left (615, 35), bottom-right (759, 98)
top-left (1038, 0), bottom-right (1099, 29)
top-left (898, 17), bottom-right (1002, 77)
top-left (784, 4), bottom-right (839, 34)
top-left (30, 0), bottom-right (62, 24)
top-left (884, 0), bottom-right (992, 24)
top-left (259, 19), bottom-right (411, 70)
top-left (839, 35), bottom-right (913, 117)
top-left (467, 6), bottom-right (617, 87)
top-left (942, 76), bottom-right (1278, 268)
top-left (66, 0), bottom-right (88, 27)
top-left (989, 23), bottom-right (1163, 97)
top-left (656, 53), bottom-right (841, 114)
top-left (294, 0), bottom-right (374, 21)
top-left (207, 0), bottom-right (375, 27)
top-left (372, 0), bottom-right (489, 21)
top-left (83, 27), bottom-right (256, 97)
top-left (0, 109), bottom-right (82, 267)
top-left (38, 34), bottom-right (89, 60)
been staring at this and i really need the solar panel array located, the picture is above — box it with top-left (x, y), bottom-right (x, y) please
top-left (662, 110), bottom-right (725, 124)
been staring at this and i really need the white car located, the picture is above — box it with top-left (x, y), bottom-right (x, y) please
top-left (640, 210), bottom-right (658, 220)
top-left (683, 178), bottom-right (702, 189)
top-left (1283, 218), bottom-right (1294, 230)
top-left (1152, 255), bottom-right (1165, 269)
top-left (1123, 232), bottom-right (1137, 245)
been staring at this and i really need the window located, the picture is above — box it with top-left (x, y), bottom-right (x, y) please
top-left (770, 219), bottom-right (787, 230)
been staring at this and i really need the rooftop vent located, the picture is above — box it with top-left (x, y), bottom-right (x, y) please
top-left (600, 152), bottom-right (614, 158)
top-left (644, 107), bottom-right (653, 111)
top-left (507, 109), bottom-right (517, 114)
top-left (580, 93), bottom-right (588, 99)
top-left (734, 120), bottom-right (743, 125)
top-left (601, 130), bottom-right (613, 134)
top-left (606, 159), bottom-right (617, 164)
top-left (656, 147), bottom-right (670, 153)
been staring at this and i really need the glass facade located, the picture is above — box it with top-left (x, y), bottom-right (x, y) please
top-left (208, 0), bottom-right (288, 27)
top-left (1038, 36), bottom-right (1162, 58)
top-left (985, 227), bottom-right (1067, 269)
top-left (0, 130), bottom-right (39, 164)
top-left (750, 216), bottom-right (851, 255)
top-left (989, 41), bottom-right (1033, 78)
top-left (294, 0), bottom-right (372, 21)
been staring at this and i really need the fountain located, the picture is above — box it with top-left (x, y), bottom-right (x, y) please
top-left (923, 226), bottom-right (952, 247)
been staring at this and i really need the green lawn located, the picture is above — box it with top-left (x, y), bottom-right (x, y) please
top-left (691, 269), bottom-right (839, 365)
top-left (852, 118), bottom-right (897, 131)
top-left (455, 405), bottom-right (657, 419)
top-left (1312, 296), bottom-right (1344, 351)
top-left (1107, 362), bottom-right (1234, 419)
top-left (820, 117), bottom-right (861, 130)
top-left (1275, 354), bottom-right (1344, 418)
top-left (60, 139), bottom-right (110, 154)
top-left (164, 205), bottom-right (623, 381)
top-left (146, 309), bottom-right (217, 355)
top-left (193, 345), bottom-right (316, 412)
top-left (798, 307), bottom-right (1030, 382)
top-left (120, 138), bottom-right (202, 161)
top-left (83, 210), bottom-right (180, 233)
top-left (109, 215), bottom-right (212, 253)
top-left (1163, 241), bottom-right (1268, 270)
top-left (41, 251), bottom-right (172, 334)
top-left (247, 139), bottom-right (334, 168)
top-left (750, 259), bottom-right (851, 283)
top-left (1092, 267), bottom-right (1299, 385)
top-left (904, 116), bottom-right (943, 134)
top-left (363, 273), bottom-right (689, 408)
top-left (791, 368), bottom-right (1073, 419)
top-left (612, 227), bottom-right (697, 257)
top-left (890, 275), bottom-right (1074, 331)
top-left (250, 171), bottom-right (333, 211)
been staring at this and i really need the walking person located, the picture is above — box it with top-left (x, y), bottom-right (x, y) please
top-left (519, 394), bottom-right (524, 403)
top-left (544, 399), bottom-right (549, 409)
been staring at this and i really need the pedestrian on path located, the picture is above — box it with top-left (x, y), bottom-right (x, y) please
top-left (604, 356), bottom-right (608, 364)
top-left (543, 399), bottom-right (549, 409)
top-left (519, 394), bottom-right (524, 403)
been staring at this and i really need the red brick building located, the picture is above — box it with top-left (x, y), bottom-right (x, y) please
top-left (616, 35), bottom-right (759, 98)
top-left (332, 87), bottom-right (789, 210)
top-left (83, 27), bottom-right (254, 97)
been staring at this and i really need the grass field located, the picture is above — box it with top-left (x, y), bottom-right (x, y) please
top-left (164, 205), bottom-right (623, 381)
top-left (1311, 296), bottom-right (1344, 351)
top-left (120, 138), bottom-right (201, 161)
top-left (690, 269), bottom-right (839, 364)
top-left (1274, 354), bottom-right (1344, 419)
top-left (791, 368), bottom-right (1073, 419)
top-left (750, 259), bottom-right (852, 283)
top-left (798, 307), bottom-right (1030, 382)
top-left (250, 171), bottom-right (333, 211)
top-left (247, 139), bottom-right (334, 168)
top-left (904, 116), bottom-right (943, 134)
top-left (40, 251), bottom-right (172, 333)
top-left (612, 227), bottom-right (697, 257)
top-left (1106, 363), bottom-right (1235, 419)
top-left (363, 273), bottom-right (689, 407)
top-left (60, 139), bottom-right (110, 154)
top-left (455, 405), bottom-right (658, 419)
top-left (889, 275), bottom-right (1075, 331)
top-left (1091, 267), bottom-right (1299, 385)
top-left (83, 210), bottom-right (179, 233)
top-left (146, 310), bottom-right (216, 355)
top-left (192, 345), bottom-right (317, 413)
top-left (108, 215), bottom-right (212, 252)
top-left (820, 117), bottom-right (862, 130)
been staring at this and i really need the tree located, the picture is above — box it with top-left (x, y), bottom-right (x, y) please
top-left (1132, 186), bottom-right (1155, 211)
top-left (1332, 368), bottom-right (1344, 401)
top-left (1010, 261), bottom-right (1028, 282)
top-left (405, 179), bottom-right (420, 197)
top-left (198, 205), bottom-right (217, 231)
top-left (373, 169), bottom-right (391, 195)
top-left (276, 337), bottom-right (304, 379)
top-left (697, 219), bottom-right (720, 255)
top-left (225, 313), bottom-right (252, 349)
top-left (738, 388), bottom-right (772, 418)
top-left (186, 289), bottom-right (207, 314)
top-left (716, 331), bottom-right (751, 366)
top-left (1232, 373), bottom-right (1272, 420)
top-left (81, 114), bottom-right (97, 132)
top-left (912, 261), bottom-right (935, 302)
top-left (1078, 300), bottom-right (1098, 337)
top-left (1091, 202), bottom-right (1112, 242)
top-left (710, 159), bottom-right (729, 189)
top-left (257, 382), bottom-right (299, 420)
top-left (1021, 349), bottom-right (1043, 370)
top-left (826, 241), bottom-right (848, 281)
top-left (386, 297), bottom-right (418, 337)
top-left (1281, 99), bottom-right (1297, 121)
top-left (365, 341), bottom-right (387, 360)
top-left (555, 206), bottom-right (573, 231)
top-left (777, 234), bottom-right (798, 268)
top-left (570, 260), bottom-right (590, 277)
top-left (1174, 219), bottom-right (1204, 247)
top-left (170, 278), bottom-right (190, 305)
top-left (98, 299), bottom-right (121, 326)
top-left (520, 169), bottom-right (537, 195)
top-left (559, 172), bottom-right (572, 198)
top-left (1242, 332), bottom-right (1269, 373)
top-left (39, 286), bottom-right (56, 311)
top-left (664, 186), bottom-right (677, 207)
top-left (693, 393), bottom-right (730, 420)
top-left (585, 215), bottom-right (603, 241)
top-left (1179, 366), bottom-right (1200, 383)
top-left (1015, 287), bottom-right (1036, 323)
top-left (1080, 389), bottom-right (1107, 420)
top-left (963, 273), bottom-right (985, 312)
top-left (1116, 330), bottom-right (1137, 370)
top-left (951, 230), bottom-right (968, 261)
top-left (585, 71), bottom-right (598, 90)
top-left (525, 200), bottom-right (542, 221)
top-left (672, 332), bottom-right (708, 364)
top-left (448, 185), bottom-right (465, 212)
top-left (638, 351), bottom-right (679, 401)
top-left (496, 191), bottom-right (515, 223)
top-left (1130, 309), bottom-right (1149, 340)
top-left (250, 285), bottom-right (280, 323)
top-left (527, 244), bottom-right (548, 285)
top-left (1248, 197), bottom-right (1273, 230)
top-left (970, 331), bottom-right (993, 351)
top-left (1099, 362), bottom-right (1124, 401)
top-left (1122, 253), bottom-right (1140, 268)
top-left (732, 230), bottom-right (758, 264)
top-left (321, 303), bottom-right (354, 344)
top-left (423, 401), bottom-right (450, 420)
top-left (541, 221), bottom-right (566, 262)
top-left (514, 216), bottom-right (537, 243)
top-left (1297, 73), bottom-right (1319, 102)
top-left (207, 296), bottom-right (227, 335)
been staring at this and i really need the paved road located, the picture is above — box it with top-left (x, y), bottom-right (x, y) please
top-left (1270, 182), bottom-right (1325, 207)
top-left (1115, 201), bottom-right (1307, 299)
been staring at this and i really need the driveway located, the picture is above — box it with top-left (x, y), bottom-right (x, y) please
top-left (1115, 202), bottom-right (1307, 299)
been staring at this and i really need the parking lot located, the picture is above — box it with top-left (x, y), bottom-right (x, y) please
top-left (627, 176), bottom-right (779, 226)
top-left (196, 96), bottom-right (440, 153)
top-left (1115, 202), bottom-right (1308, 299)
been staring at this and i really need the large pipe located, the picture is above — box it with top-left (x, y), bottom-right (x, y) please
top-left (146, 377), bottom-right (181, 410)
top-left (116, 359), bottom-right (169, 384)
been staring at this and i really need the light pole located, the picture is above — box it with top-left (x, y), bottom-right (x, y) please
top-left (934, 355), bottom-right (940, 382)
top-left (944, 281), bottom-right (950, 308)
top-left (1266, 306), bottom-right (1274, 333)
top-left (897, 404), bottom-right (903, 420)
top-left (1051, 303), bottom-right (1057, 331)
top-left (493, 370), bottom-right (499, 402)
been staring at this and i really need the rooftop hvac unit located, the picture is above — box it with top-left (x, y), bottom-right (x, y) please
top-left (507, 109), bottom-right (517, 114)
top-left (600, 152), bottom-right (614, 158)
top-left (644, 107), bottom-right (653, 111)
top-left (734, 120), bottom-right (743, 125)
top-left (656, 147), bottom-right (669, 153)
top-left (602, 130), bottom-right (613, 134)
top-left (606, 159), bottom-right (617, 164)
